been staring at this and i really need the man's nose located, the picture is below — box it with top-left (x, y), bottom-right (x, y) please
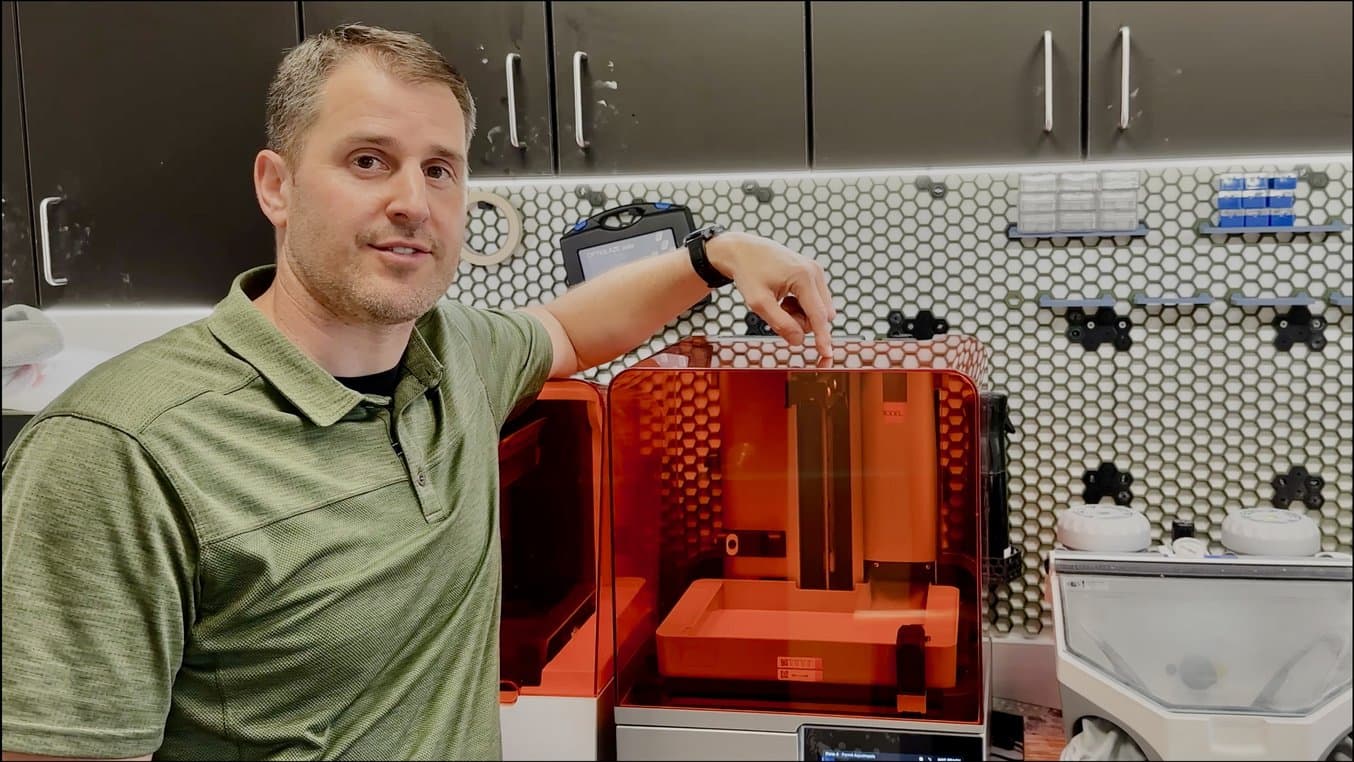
top-left (386, 166), bottom-right (430, 227)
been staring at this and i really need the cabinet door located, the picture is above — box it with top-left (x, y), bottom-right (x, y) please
top-left (812, 2), bottom-right (1083, 169)
top-left (302, 2), bottom-right (553, 178)
top-left (552, 2), bottom-right (807, 175)
top-left (1088, 2), bottom-right (1353, 158)
top-left (2, 1), bottom-right (36, 308)
top-left (18, 1), bottom-right (297, 307)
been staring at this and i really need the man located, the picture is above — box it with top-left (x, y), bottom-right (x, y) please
top-left (1, 24), bottom-right (833, 761)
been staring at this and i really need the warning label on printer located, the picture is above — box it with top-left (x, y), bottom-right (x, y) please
top-left (777, 656), bottom-right (824, 681)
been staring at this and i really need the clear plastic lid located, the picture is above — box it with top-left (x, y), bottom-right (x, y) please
top-left (1059, 566), bottom-right (1352, 716)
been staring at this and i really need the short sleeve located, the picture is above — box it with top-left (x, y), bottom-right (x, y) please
top-left (436, 302), bottom-right (554, 428)
top-left (2, 415), bottom-right (196, 759)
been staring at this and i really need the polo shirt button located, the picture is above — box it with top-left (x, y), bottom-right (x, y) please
top-left (416, 469), bottom-right (427, 487)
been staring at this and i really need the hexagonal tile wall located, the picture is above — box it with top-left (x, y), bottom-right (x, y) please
top-left (458, 159), bottom-right (1353, 636)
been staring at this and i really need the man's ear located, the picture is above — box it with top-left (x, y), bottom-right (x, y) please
top-left (254, 149), bottom-right (291, 227)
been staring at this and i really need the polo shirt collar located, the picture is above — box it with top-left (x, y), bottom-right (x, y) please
top-left (206, 266), bottom-right (444, 427)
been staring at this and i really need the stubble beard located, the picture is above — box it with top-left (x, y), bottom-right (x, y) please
top-left (284, 200), bottom-right (454, 326)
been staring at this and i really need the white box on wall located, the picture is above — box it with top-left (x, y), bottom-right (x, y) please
top-left (1057, 210), bottom-right (1098, 231)
top-left (1058, 172), bottom-right (1099, 192)
top-left (1020, 174), bottom-right (1059, 193)
top-left (1098, 210), bottom-right (1139, 231)
top-left (1098, 190), bottom-right (1138, 212)
top-left (1058, 192), bottom-right (1098, 212)
top-left (1020, 213), bottom-right (1058, 233)
top-left (1099, 170), bottom-right (1140, 190)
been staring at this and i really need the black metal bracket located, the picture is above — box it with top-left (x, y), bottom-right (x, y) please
top-left (1272, 306), bottom-right (1327, 351)
top-left (984, 550), bottom-right (1023, 586)
top-left (1294, 165), bottom-right (1329, 189)
top-left (720, 529), bottom-right (787, 558)
top-left (913, 175), bottom-right (948, 200)
top-left (1067, 307), bottom-right (1132, 351)
top-left (740, 181), bottom-right (775, 203)
top-left (886, 309), bottom-right (949, 340)
top-left (574, 185), bottom-right (607, 207)
top-left (745, 312), bottom-right (775, 336)
top-left (1272, 466), bottom-right (1325, 510)
top-left (894, 624), bottom-right (928, 713)
top-left (982, 392), bottom-right (1022, 585)
top-left (1082, 462), bottom-right (1134, 506)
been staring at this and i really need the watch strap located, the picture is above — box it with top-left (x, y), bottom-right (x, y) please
top-left (685, 225), bottom-right (733, 288)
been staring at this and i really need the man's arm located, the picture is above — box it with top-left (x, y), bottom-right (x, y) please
top-left (2, 417), bottom-right (194, 762)
top-left (522, 231), bottom-right (835, 378)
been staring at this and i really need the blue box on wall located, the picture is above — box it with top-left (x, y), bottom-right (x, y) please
top-left (1267, 191), bottom-right (1295, 209)
top-left (1243, 173), bottom-right (1270, 190)
top-left (1270, 173), bottom-right (1299, 190)
top-left (1269, 209), bottom-right (1295, 227)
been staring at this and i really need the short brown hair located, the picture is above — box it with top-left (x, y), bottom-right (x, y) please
top-left (265, 23), bottom-right (476, 165)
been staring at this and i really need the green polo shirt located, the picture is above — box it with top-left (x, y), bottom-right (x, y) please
top-left (1, 266), bottom-right (553, 760)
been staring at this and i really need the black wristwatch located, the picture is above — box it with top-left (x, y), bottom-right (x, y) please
top-left (684, 224), bottom-right (733, 289)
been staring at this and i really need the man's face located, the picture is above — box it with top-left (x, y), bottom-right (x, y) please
top-left (276, 55), bottom-right (469, 325)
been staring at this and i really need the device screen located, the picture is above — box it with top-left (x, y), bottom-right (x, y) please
top-left (577, 229), bottom-right (677, 280)
top-left (820, 752), bottom-right (963, 762)
top-left (802, 727), bottom-right (984, 762)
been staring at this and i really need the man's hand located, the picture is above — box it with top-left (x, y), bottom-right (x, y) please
top-left (706, 231), bottom-right (837, 358)
top-left (528, 229), bottom-right (837, 378)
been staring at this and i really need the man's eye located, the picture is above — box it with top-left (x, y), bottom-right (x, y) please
top-left (427, 165), bottom-right (453, 181)
top-left (354, 155), bottom-right (382, 170)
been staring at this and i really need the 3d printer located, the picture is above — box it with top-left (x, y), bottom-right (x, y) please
top-left (607, 336), bottom-right (994, 761)
top-left (497, 380), bottom-right (620, 761)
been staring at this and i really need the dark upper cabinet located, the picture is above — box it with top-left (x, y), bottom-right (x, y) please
top-left (2, 1), bottom-right (35, 308)
top-left (1088, 2), bottom-right (1353, 158)
top-left (18, 1), bottom-right (296, 307)
top-left (551, 2), bottom-right (808, 175)
top-left (302, 2), bottom-right (554, 178)
top-left (812, 2), bottom-right (1083, 169)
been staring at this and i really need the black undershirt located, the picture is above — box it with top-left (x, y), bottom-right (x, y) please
top-left (335, 365), bottom-right (401, 398)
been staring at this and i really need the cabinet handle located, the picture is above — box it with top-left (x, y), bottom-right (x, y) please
top-left (505, 52), bottom-right (524, 149)
top-left (39, 195), bottom-right (67, 287)
top-left (1118, 26), bottom-right (1131, 130)
top-left (572, 50), bottom-right (589, 150)
top-left (1043, 30), bottom-right (1054, 133)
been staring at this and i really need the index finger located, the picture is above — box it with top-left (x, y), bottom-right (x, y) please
top-left (794, 271), bottom-right (835, 361)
